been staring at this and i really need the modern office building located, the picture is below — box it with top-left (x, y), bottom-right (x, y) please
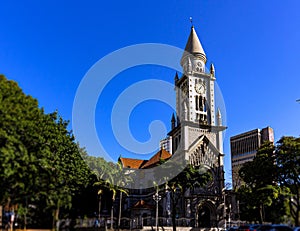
top-left (230, 126), bottom-right (274, 189)
top-left (159, 136), bottom-right (172, 154)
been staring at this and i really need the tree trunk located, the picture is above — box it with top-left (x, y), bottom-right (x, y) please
top-left (110, 202), bottom-right (114, 229)
top-left (171, 193), bottom-right (177, 231)
top-left (297, 207), bottom-right (300, 227)
top-left (24, 209), bottom-right (27, 231)
top-left (172, 206), bottom-right (176, 231)
top-left (295, 193), bottom-right (300, 226)
top-left (98, 194), bottom-right (102, 221)
top-left (24, 197), bottom-right (28, 231)
top-left (259, 204), bottom-right (264, 224)
top-left (290, 197), bottom-right (300, 226)
top-left (118, 192), bottom-right (122, 230)
top-left (52, 207), bottom-right (60, 231)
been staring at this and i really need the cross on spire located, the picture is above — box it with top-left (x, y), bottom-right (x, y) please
top-left (189, 17), bottom-right (193, 27)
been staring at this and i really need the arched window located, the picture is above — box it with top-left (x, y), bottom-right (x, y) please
top-left (200, 96), bottom-right (203, 111)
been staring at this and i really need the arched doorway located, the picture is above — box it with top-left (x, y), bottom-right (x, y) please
top-left (197, 200), bottom-right (217, 228)
top-left (198, 205), bottom-right (211, 228)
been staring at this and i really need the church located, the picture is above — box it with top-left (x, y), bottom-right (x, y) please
top-left (118, 25), bottom-right (227, 229)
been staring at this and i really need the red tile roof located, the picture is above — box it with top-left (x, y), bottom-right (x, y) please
top-left (119, 157), bottom-right (146, 169)
top-left (119, 149), bottom-right (172, 169)
top-left (141, 149), bottom-right (171, 169)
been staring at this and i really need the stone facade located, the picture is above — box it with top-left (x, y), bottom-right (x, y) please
top-left (119, 26), bottom-right (227, 229)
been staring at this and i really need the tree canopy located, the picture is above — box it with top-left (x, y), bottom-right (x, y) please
top-left (237, 138), bottom-right (300, 225)
top-left (276, 136), bottom-right (300, 226)
top-left (0, 75), bottom-right (95, 228)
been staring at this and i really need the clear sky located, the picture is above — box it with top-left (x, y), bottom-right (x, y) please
top-left (1, 0), bottom-right (300, 185)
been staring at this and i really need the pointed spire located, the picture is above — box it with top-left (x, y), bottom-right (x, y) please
top-left (171, 113), bottom-right (176, 129)
top-left (210, 63), bottom-right (215, 77)
top-left (181, 26), bottom-right (207, 66)
top-left (174, 72), bottom-right (179, 83)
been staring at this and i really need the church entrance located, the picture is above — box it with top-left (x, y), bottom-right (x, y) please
top-left (198, 205), bottom-right (211, 228)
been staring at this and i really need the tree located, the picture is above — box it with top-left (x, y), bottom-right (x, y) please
top-left (92, 159), bottom-right (130, 229)
top-left (0, 75), bottom-right (94, 229)
top-left (0, 75), bottom-right (42, 208)
top-left (155, 160), bottom-right (211, 231)
top-left (276, 136), bottom-right (300, 226)
top-left (237, 141), bottom-right (282, 223)
top-left (37, 113), bottom-right (94, 230)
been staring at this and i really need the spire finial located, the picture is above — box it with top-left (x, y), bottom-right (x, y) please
top-left (171, 113), bottom-right (176, 129)
top-left (180, 19), bottom-right (207, 66)
top-left (190, 17), bottom-right (193, 27)
top-left (174, 72), bottom-right (179, 82)
top-left (210, 63), bottom-right (215, 77)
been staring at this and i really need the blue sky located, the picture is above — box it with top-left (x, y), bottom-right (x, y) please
top-left (1, 1), bottom-right (300, 185)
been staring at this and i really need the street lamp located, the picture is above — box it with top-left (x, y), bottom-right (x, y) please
top-left (98, 189), bottom-right (103, 221)
top-left (228, 204), bottom-right (231, 227)
top-left (153, 188), bottom-right (162, 231)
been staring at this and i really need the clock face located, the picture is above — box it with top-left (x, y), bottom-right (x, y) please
top-left (195, 83), bottom-right (205, 94)
top-left (197, 62), bottom-right (202, 67)
top-left (195, 62), bottom-right (203, 72)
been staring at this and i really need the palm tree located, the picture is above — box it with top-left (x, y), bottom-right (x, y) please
top-left (97, 189), bottom-right (103, 222)
top-left (154, 160), bottom-right (211, 231)
top-left (94, 162), bottom-right (130, 229)
top-left (165, 164), bottom-right (211, 231)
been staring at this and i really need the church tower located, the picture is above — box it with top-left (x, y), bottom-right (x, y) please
top-left (170, 25), bottom-right (226, 161)
top-left (168, 25), bottom-right (227, 227)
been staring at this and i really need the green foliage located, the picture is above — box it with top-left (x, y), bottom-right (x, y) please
top-left (157, 162), bottom-right (211, 231)
top-left (167, 164), bottom-right (212, 193)
top-left (92, 159), bottom-right (131, 229)
top-left (237, 138), bottom-right (300, 225)
top-left (0, 75), bottom-right (95, 228)
top-left (237, 141), bottom-right (282, 223)
top-left (276, 136), bottom-right (300, 226)
top-left (0, 75), bottom-right (41, 205)
top-left (239, 141), bottom-right (276, 188)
